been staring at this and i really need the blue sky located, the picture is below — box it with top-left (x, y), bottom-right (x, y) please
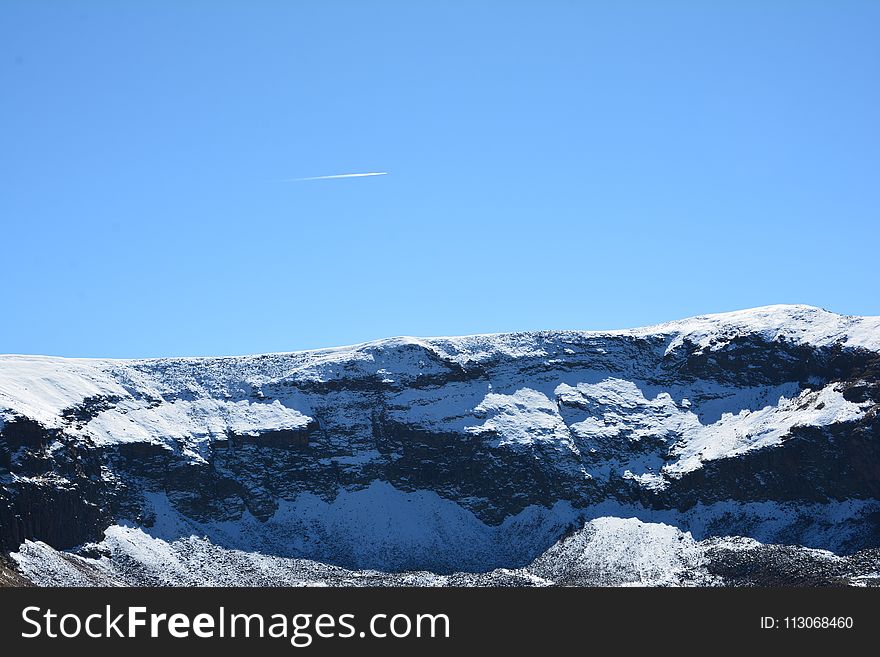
top-left (2, 2), bottom-right (878, 357)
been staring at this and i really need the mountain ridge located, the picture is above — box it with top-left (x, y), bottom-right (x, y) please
top-left (2, 304), bottom-right (879, 586)
top-left (3, 303), bottom-right (879, 363)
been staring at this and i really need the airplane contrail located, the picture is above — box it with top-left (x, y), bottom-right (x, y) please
top-left (285, 172), bottom-right (388, 181)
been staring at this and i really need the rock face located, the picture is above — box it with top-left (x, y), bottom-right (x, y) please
top-left (1, 305), bottom-right (879, 586)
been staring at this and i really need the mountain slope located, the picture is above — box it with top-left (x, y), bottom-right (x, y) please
top-left (2, 305), bottom-right (879, 586)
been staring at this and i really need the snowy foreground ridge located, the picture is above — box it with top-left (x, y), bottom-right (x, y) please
top-left (2, 305), bottom-right (880, 586)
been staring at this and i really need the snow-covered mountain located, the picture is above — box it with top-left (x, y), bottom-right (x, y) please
top-left (2, 305), bottom-right (879, 586)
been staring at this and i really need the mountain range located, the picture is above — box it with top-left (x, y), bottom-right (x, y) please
top-left (2, 304), bottom-right (878, 586)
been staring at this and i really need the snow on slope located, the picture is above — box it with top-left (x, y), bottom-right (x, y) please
top-left (529, 516), bottom-right (710, 586)
top-left (9, 481), bottom-right (580, 585)
top-left (11, 520), bottom-right (716, 587)
top-left (422, 304), bottom-right (880, 364)
top-left (137, 481), bottom-right (580, 573)
top-left (11, 516), bottom-right (717, 587)
top-left (557, 377), bottom-right (866, 477)
top-left (4, 305), bottom-right (879, 587)
top-left (646, 304), bottom-right (880, 355)
top-left (85, 399), bottom-right (311, 455)
top-left (0, 305), bottom-right (877, 475)
top-left (0, 356), bottom-right (125, 429)
top-left (12, 490), bottom-right (879, 586)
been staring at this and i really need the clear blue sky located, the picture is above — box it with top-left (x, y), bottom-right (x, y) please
top-left (2, 2), bottom-right (878, 357)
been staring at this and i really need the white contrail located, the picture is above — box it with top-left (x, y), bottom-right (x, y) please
top-left (285, 172), bottom-right (388, 181)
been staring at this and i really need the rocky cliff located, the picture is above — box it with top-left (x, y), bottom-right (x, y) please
top-left (2, 305), bottom-right (879, 586)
